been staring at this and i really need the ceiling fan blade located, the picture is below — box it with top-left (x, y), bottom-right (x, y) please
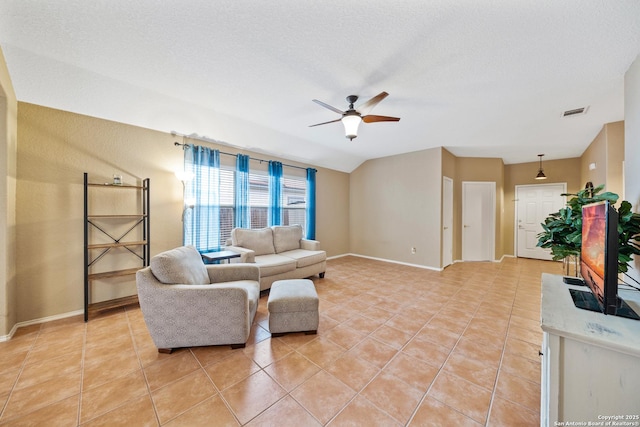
top-left (312, 99), bottom-right (345, 115)
top-left (362, 115), bottom-right (400, 123)
top-left (357, 91), bottom-right (389, 115)
top-left (309, 118), bottom-right (342, 127)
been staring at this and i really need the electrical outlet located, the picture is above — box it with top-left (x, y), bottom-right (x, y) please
top-left (411, 247), bottom-right (416, 254)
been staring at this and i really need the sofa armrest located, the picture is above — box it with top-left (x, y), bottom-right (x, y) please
top-left (206, 263), bottom-right (260, 283)
top-left (226, 246), bottom-right (256, 263)
top-left (301, 239), bottom-right (321, 251)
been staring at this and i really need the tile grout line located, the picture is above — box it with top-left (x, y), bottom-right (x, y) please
top-left (0, 324), bottom-right (43, 424)
top-left (406, 270), bottom-right (503, 426)
top-left (484, 267), bottom-right (520, 427)
top-left (488, 271), bottom-right (545, 417)
top-left (326, 272), bottom-right (484, 426)
top-left (76, 319), bottom-right (89, 426)
top-left (125, 306), bottom-right (164, 427)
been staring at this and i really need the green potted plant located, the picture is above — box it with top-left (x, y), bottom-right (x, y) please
top-left (537, 184), bottom-right (640, 276)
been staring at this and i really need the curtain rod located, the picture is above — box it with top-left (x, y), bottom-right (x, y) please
top-left (173, 141), bottom-right (315, 172)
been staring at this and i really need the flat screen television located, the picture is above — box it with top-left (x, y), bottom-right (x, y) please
top-left (580, 201), bottom-right (619, 314)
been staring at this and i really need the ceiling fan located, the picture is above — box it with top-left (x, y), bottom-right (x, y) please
top-left (309, 91), bottom-right (400, 140)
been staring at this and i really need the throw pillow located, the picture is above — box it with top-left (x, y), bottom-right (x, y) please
top-left (150, 245), bottom-right (209, 285)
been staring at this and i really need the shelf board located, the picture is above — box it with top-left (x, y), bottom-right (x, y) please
top-left (88, 183), bottom-right (145, 189)
top-left (88, 214), bottom-right (147, 219)
top-left (87, 241), bottom-right (147, 249)
top-left (88, 295), bottom-right (139, 315)
top-left (88, 267), bottom-right (141, 280)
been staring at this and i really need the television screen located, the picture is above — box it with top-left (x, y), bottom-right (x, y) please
top-left (580, 201), bottom-right (618, 314)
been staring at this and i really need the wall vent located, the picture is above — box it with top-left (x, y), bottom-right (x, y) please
top-left (562, 106), bottom-right (589, 117)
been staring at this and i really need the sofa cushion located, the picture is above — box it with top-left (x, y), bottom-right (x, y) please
top-left (232, 227), bottom-right (275, 256)
top-left (254, 254), bottom-right (297, 276)
top-left (272, 225), bottom-right (302, 253)
top-left (150, 245), bottom-right (209, 285)
top-left (280, 249), bottom-right (327, 268)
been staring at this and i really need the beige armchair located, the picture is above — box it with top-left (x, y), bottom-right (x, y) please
top-left (135, 245), bottom-right (260, 353)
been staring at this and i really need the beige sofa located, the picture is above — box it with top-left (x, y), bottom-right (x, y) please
top-left (226, 225), bottom-right (326, 290)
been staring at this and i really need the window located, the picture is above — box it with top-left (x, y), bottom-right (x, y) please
top-left (214, 166), bottom-right (308, 247)
top-left (184, 145), bottom-right (315, 251)
top-left (282, 175), bottom-right (307, 229)
top-left (219, 168), bottom-right (235, 246)
top-left (249, 172), bottom-right (268, 229)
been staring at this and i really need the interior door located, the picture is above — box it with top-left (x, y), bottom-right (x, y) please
top-left (516, 183), bottom-right (566, 260)
top-left (462, 181), bottom-right (495, 261)
top-left (442, 177), bottom-right (453, 268)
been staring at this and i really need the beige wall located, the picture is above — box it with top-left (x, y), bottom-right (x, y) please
top-left (350, 151), bottom-right (508, 267)
top-left (0, 48), bottom-right (17, 336)
top-left (580, 121), bottom-right (624, 200)
top-left (625, 54), bottom-right (640, 284)
top-left (15, 103), bottom-right (349, 323)
top-left (316, 164), bottom-right (350, 256)
top-left (503, 158), bottom-right (582, 256)
top-left (581, 126), bottom-right (608, 188)
top-left (605, 122), bottom-right (624, 200)
top-left (350, 148), bottom-right (442, 268)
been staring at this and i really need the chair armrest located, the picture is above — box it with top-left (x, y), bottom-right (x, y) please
top-left (206, 263), bottom-right (260, 283)
top-left (301, 239), bottom-right (321, 251)
top-left (226, 246), bottom-right (255, 263)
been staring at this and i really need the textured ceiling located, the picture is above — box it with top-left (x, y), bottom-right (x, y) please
top-left (1, 1), bottom-right (640, 172)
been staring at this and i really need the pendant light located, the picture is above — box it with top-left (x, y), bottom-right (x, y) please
top-left (535, 154), bottom-right (547, 180)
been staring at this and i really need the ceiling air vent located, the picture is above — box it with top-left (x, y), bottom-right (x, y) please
top-left (562, 106), bottom-right (589, 117)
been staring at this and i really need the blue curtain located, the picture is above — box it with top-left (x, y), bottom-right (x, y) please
top-left (234, 154), bottom-right (250, 229)
top-left (305, 168), bottom-right (316, 239)
top-left (268, 161), bottom-right (283, 226)
top-left (184, 144), bottom-right (220, 252)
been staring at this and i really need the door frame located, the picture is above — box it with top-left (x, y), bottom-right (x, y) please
top-left (462, 181), bottom-right (496, 261)
top-left (514, 182), bottom-right (567, 258)
top-left (442, 176), bottom-right (453, 268)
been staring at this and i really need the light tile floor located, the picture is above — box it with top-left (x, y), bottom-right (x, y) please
top-left (0, 256), bottom-right (562, 426)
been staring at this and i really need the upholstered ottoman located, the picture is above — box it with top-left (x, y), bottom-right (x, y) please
top-left (268, 279), bottom-right (319, 336)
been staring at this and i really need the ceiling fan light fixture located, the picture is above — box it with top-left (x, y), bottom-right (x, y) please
top-left (310, 92), bottom-right (398, 140)
top-left (342, 113), bottom-right (362, 140)
top-left (535, 154), bottom-right (547, 180)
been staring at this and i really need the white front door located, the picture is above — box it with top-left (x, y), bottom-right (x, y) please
top-left (462, 181), bottom-right (496, 261)
top-left (442, 176), bottom-right (453, 268)
top-left (516, 183), bottom-right (566, 260)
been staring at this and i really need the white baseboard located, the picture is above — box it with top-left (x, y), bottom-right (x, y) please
top-left (0, 309), bottom-right (84, 342)
top-left (334, 253), bottom-right (443, 272)
top-left (451, 254), bottom-right (515, 265)
top-left (326, 253), bottom-right (351, 261)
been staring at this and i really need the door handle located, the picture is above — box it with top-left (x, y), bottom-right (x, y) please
top-left (444, 226), bottom-right (449, 230)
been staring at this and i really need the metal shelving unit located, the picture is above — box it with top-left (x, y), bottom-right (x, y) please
top-left (83, 173), bottom-right (150, 321)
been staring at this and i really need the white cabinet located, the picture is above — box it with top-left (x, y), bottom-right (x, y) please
top-left (540, 274), bottom-right (640, 426)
